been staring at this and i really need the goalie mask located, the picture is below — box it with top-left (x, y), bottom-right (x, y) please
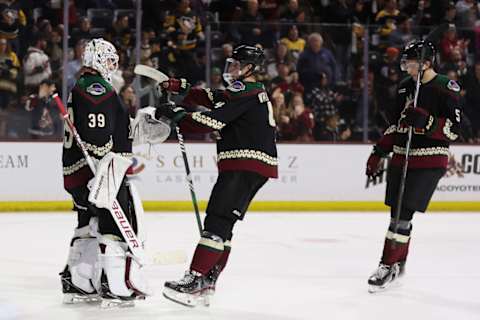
top-left (223, 45), bottom-right (265, 85)
top-left (82, 38), bottom-right (119, 84)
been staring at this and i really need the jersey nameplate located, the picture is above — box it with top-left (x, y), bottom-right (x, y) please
top-left (86, 83), bottom-right (107, 96)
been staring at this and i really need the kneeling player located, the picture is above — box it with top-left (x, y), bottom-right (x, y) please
top-left (59, 38), bottom-right (149, 307)
top-left (154, 45), bottom-right (278, 307)
top-left (366, 40), bottom-right (462, 292)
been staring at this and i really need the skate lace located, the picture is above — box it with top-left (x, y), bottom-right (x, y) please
top-left (178, 272), bottom-right (196, 285)
top-left (373, 264), bottom-right (391, 279)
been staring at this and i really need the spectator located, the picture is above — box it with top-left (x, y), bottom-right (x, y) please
top-left (297, 33), bottom-right (338, 95)
top-left (23, 34), bottom-right (51, 93)
top-left (455, 0), bottom-right (478, 29)
top-left (24, 79), bottom-right (61, 138)
top-left (280, 25), bottom-right (305, 59)
top-left (164, 0), bottom-right (205, 77)
top-left (326, 0), bottom-right (352, 81)
top-left (415, 0), bottom-right (436, 27)
top-left (47, 27), bottom-right (63, 79)
top-left (110, 13), bottom-right (131, 45)
top-left (270, 62), bottom-right (290, 90)
top-left (210, 67), bottom-right (225, 90)
top-left (266, 42), bottom-right (294, 79)
top-left (279, 0), bottom-right (307, 27)
top-left (71, 16), bottom-right (93, 46)
top-left (387, 15), bottom-right (414, 49)
top-left (0, 2), bottom-right (24, 40)
top-left (281, 93), bottom-right (314, 141)
top-left (375, 0), bottom-right (400, 23)
top-left (119, 84), bottom-right (137, 117)
top-left (0, 37), bottom-right (18, 109)
top-left (440, 2), bottom-right (457, 25)
top-left (463, 61), bottom-right (480, 138)
top-left (440, 25), bottom-right (469, 63)
top-left (307, 72), bottom-right (339, 132)
top-left (65, 39), bottom-right (86, 92)
top-left (352, 0), bottom-right (370, 24)
top-left (440, 48), bottom-right (468, 80)
top-left (214, 42), bottom-right (233, 69)
top-left (238, 0), bottom-right (264, 46)
top-left (259, 0), bottom-right (281, 21)
top-left (314, 113), bottom-right (351, 142)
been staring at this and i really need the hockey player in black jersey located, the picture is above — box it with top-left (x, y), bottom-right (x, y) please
top-left (60, 38), bottom-right (148, 307)
top-left (366, 40), bottom-right (462, 292)
top-left (154, 45), bottom-right (278, 307)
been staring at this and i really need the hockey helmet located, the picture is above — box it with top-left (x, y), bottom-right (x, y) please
top-left (400, 40), bottom-right (436, 71)
top-left (223, 45), bottom-right (265, 85)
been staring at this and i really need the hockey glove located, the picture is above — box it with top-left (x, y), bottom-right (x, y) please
top-left (161, 78), bottom-right (190, 94)
top-left (366, 146), bottom-right (387, 178)
top-left (154, 101), bottom-right (187, 124)
top-left (401, 107), bottom-right (433, 129)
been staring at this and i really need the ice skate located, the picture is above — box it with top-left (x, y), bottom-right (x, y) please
top-left (163, 270), bottom-right (210, 307)
top-left (368, 263), bottom-right (401, 293)
top-left (60, 266), bottom-right (100, 304)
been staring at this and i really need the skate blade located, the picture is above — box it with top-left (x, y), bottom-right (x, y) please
top-left (63, 293), bottom-right (100, 304)
top-left (368, 278), bottom-right (402, 294)
top-left (100, 298), bottom-right (135, 309)
top-left (163, 287), bottom-right (209, 308)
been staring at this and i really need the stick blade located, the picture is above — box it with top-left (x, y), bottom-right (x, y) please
top-left (134, 64), bottom-right (169, 83)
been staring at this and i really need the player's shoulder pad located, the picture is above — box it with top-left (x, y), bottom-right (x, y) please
top-left (77, 74), bottom-right (113, 97)
top-left (435, 74), bottom-right (461, 92)
top-left (227, 80), bottom-right (246, 93)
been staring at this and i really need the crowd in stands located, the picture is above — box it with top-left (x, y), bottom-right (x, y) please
top-left (0, 0), bottom-right (479, 144)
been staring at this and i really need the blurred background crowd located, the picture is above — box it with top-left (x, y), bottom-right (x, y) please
top-left (0, 0), bottom-right (479, 144)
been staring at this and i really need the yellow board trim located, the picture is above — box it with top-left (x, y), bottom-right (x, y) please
top-left (0, 201), bottom-right (479, 212)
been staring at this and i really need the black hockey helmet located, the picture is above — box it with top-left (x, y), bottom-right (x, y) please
top-left (223, 45), bottom-right (265, 84)
top-left (232, 45), bottom-right (266, 69)
top-left (400, 40), bottom-right (436, 71)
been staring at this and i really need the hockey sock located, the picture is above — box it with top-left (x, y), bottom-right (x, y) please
top-left (381, 219), bottom-right (412, 265)
top-left (216, 240), bottom-right (231, 273)
top-left (190, 231), bottom-right (224, 275)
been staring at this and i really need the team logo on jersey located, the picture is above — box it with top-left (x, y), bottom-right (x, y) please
top-left (228, 81), bottom-right (245, 92)
top-left (86, 83), bottom-right (107, 96)
top-left (447, 80), bottom-right (460, 92)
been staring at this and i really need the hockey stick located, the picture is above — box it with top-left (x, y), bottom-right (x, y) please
top-left (52, 93), bottom-right (147, 264)
top-left (392, 24), bottom-right (449, 241)
top-left (134, 64), bottom-right (203, 234)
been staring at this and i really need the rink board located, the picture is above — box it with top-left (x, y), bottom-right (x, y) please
top-left (0, 142), bottom-right (479, 211)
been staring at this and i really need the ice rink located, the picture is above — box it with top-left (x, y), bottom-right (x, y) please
top-left (1, 212), bottom-right (479, 320)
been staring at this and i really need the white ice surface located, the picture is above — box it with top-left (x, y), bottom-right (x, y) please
top-left (0, 212), bottom-right (479, 320)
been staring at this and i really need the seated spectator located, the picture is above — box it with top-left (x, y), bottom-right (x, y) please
top-left (210, 67), bottom-right (225, 90)
top-left (280, 25), bottom-right (305, 59)
top-left (24, 79), bottom-right (61, 138)
top-left (463, 61), bottom-right (480, 139)
top-left (266, 42), bottom-right (294, 79)
top-left (214, 42), bottom-right (233, 69)
top-left (110, 13), bottom-right (131, 44)
top-left (23, 34), bottom-right (51, 93)
top-left (387, 15), bottom-right (414, 49)
top-left (440, 47), bottom-right (468, 80)
top-left (71, 16), bottom-right (93, 46)
top-left (66, 39), bottom-right (86, 92)
top-left (0, 37), bottom-right (18, 110)
top-left (0, 1), bottom-right (25, 40)
top-left (307, 72), bottom-right (339, 129)
top-left (314, 113), bottom-right (351, 142)
top-left (164, 0), bottom-right (204, 77)
top-left (259, 0), bottom-right (281, 21)
top-left (238, 0), bottom-right (264, 46)
top-left (279, 0), bottom-right (307, 34)
top-left (440, 25), bottom-right (469, 63)
top-left (47, 27), bottom-right (63, 79)
top-left (297, 33), bottom-right (338, 94)
top-left (120, 84), bottom-right (137, 117)
top-left (280, 93), bottom-right (314, 142)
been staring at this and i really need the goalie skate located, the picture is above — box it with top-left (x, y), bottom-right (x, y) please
top-left (163, 271), bottom-right (211, 307)
top-left (60, 267), bottom-right (100, 304)
top-left (368, 263), bottom-right (402, 293)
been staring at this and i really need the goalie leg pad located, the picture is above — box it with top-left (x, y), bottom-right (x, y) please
top-left (63, 219), bottom-right (100, 295)
top-left (97, 235), bottom-right (150, 299)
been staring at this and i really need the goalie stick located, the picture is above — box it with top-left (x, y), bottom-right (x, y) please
top-left (134, 64), bottom-right (203, 234)
top-left (52, 93), bottom-right (147, 265)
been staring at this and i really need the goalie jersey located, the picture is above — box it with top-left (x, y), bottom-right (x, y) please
top-left (376, 74), bottom-right (462, 169)
top-left (179, 80), bottom-right (278, 178)
top-left (62, 71), bottom-right (132, 191)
